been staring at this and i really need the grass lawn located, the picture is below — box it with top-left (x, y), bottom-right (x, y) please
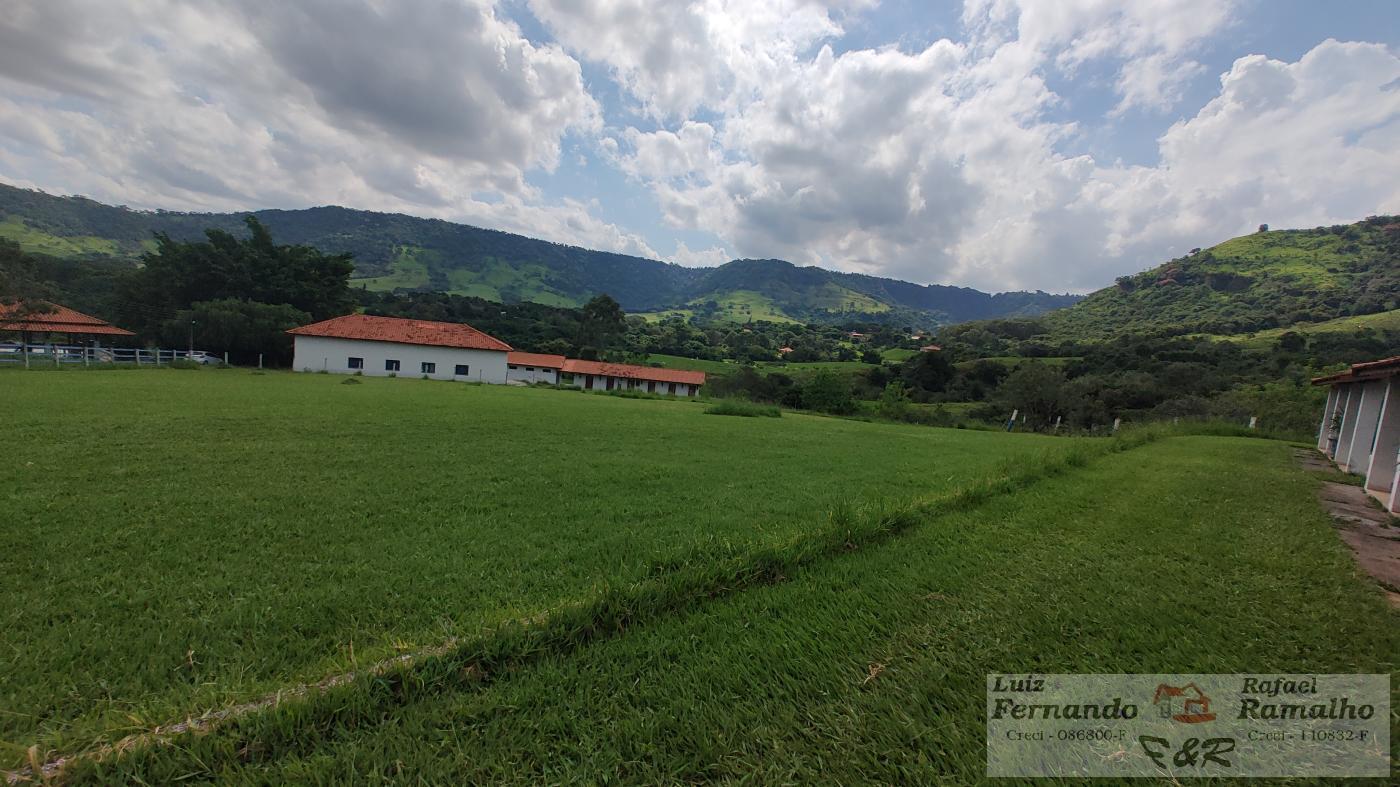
top-left (1, 368), bottom-right (1058, 762)
top-left (67, 435), bottom-right (1400, 783)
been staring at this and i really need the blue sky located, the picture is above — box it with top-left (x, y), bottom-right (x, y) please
top-left (1, 1), bottom-right (1397, 292)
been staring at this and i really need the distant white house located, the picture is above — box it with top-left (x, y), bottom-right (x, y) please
top-left (506, 352), bottom-right (565, 384)
top-left (287, 313), bottom-right (706, 396)
top-left (288, 314), bottom-right (512, 383)
top-left (561, 359), bottom-right (705, 397)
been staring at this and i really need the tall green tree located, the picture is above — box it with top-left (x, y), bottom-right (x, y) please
top-left (159, 299), bottom-right (311, 365)
top-left (577, 293), bottom-right (626, 352)
top-left (0, 240), bottom-right (54, 314)
top-left (116, 216), bottom-right (354, 333)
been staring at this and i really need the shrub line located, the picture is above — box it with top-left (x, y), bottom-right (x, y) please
top-left (9, 426), bottom-right (1172, 784)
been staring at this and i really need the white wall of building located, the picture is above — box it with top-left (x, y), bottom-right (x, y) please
top-left (292, 335), bottom-right (508, 383)
top-left (506, 364), bottom-right (559, 385)
top-left (565, 374), bottom-right (697, 397)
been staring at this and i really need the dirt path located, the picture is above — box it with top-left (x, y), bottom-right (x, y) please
top-left (1294, 449), bottom-right (1400, 608)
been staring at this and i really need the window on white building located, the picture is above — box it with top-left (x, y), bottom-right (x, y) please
top-left (454, 364), bottom-right (469, 376)
top-left (348, 357), bottom-right (363, 369)
top-left (421, 362), bottom-right (436, 374)
top-left (385, 359), bottom-right (400, 372)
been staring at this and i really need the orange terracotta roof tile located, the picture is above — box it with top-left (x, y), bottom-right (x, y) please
top-left (287, 314), bottom-right (511, 352)
top-left (0, 301), bottom-right (134, 336)
top-left (507, 352), bottom-right (566, 368)
top-left (1311, 354), bottom-right (1400, 385)
top-left (561, 359), bottom-right (705, 386)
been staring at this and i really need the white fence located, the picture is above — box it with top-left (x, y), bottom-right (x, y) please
top-left (0, 343), bottom-right (221, 367)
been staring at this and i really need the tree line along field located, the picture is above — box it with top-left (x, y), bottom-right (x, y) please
top-left (3, 369), bottom-right (1397, 783)
top-left (1, 369), bottom-right (1058, 767)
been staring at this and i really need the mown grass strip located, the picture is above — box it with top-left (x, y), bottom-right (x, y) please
top-left (11, 426), bottom-right (1173, 784)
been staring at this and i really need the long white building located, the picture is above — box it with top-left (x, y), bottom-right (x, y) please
top-left (288, 314), bottom-right (512, 383)
top-left (1314, 355), bottom-right (1400, 514)
top-left (506, 352), bottom-right (565, 385)
top-left (560, 358), bottom-right (705, 397)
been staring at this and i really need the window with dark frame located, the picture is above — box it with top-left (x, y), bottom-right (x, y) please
top-left (385, 359), bottom-right (400, 372)
top-left (348, 357), bottom-right (363, 369)
top-left (421, 362), bottom-right (436, 374)
top-left (455, 364), bottom-right (469, 376)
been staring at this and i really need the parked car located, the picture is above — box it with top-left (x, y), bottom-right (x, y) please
top-left (186, 351), bottom-right (221, 365)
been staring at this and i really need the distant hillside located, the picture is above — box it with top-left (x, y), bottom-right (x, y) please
top-left (1043, 217), bottom-right (1400, 340)
top-left (0, 183), bottom-right (1077, 325)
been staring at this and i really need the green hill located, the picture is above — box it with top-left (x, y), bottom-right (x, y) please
top-left (1044, 217), bottom-right (1400, 340)
top-left (0, 182), bottom-right (1077, 325)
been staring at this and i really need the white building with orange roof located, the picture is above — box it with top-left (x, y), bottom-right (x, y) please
top-left (561, 359), bottom-right (705, 397)
top-left (288, 314), bottom-right (512, 383)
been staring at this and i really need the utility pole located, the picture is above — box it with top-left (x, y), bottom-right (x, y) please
top-left (188, 320), bottom-right (196, 355)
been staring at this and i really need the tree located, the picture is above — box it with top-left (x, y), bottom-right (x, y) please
top-left (901, 350), bottom-right (954, 394)
top-left (0, 240), bottom-right (55, 313)
top-left (159, 299), bottom-right (311, 365)
top-left (1276, 331), bottom-right (1306, 353)
top-left (861, 349), bottom-right (882, 364)
top-left (577, 293), bottom-right (626, 352)
top-left (995, 363), bottom-right (1065, 428)
top-left (116, 216), bottom-right (354, 334)
top-left (877, 381), bottom-right (912, 421)
top-left (801, 370), bottom-right (856, 415)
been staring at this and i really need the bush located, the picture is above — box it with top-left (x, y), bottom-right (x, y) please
top-left (876, 381), bottom-right (912, 421)
top-left (801, 370), bottom-right (857, 415)
top-left (706, 400), bottom-right (781, 418)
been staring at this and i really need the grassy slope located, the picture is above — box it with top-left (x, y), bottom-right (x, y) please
top-left (352, 245), bottom-right (432, 291)
top-left (78, 436), bottom-right (1399, 783)
top-left (1044, 221), bottom-right (1397, 340)
top-left (0, 216), bottom-right (123, 257)
top-left (0, 369), bottom-right (1054, 756)
top-left (1221, 307), bottom-right (1400, 349)
top-left (645, 354), bottom-right (877, 377)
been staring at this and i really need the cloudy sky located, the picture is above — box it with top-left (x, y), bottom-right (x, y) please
top-left (2, 1), bottom-right (1398, 292)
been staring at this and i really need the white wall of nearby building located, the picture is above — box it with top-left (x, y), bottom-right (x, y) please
top-left (1319, 372), bottom-right (1400, 514)
top-left (292, 335), bottom-right (508, 383)
top-left (565, 373), bottom-right (697, 397)
top-left (506, 364), bottom-right (559, 384)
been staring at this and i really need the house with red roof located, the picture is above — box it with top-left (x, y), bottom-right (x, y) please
top-left (561, 359), bottom-right (705, 397)
top-left (506, 351), bottom-right (566, 385)
top-left (288, 313), bottom-right (513, 382)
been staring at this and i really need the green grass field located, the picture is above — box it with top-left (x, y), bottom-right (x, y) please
top-left (1, 368), bottom-right (1057, 767)
top-left (4, 370), bottom-right (1396, 782)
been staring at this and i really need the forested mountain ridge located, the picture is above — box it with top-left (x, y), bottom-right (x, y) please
top-left (0, 182), bottom-right (1076, 325)
top-left (1043, 217), bottom-right (1400, 340)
